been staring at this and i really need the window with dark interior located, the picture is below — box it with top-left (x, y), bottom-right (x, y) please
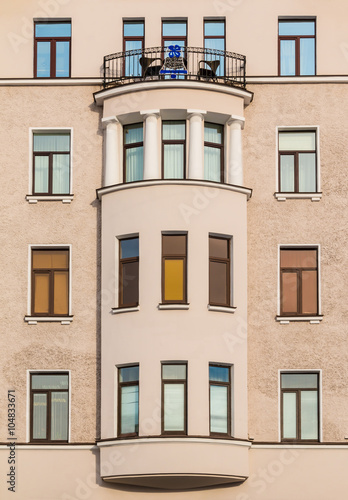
top-left (123, 20), bottom-right (144, 77)
top-left (204, 19), bottom-right (225, 77)
top-left (162, 363), bottom-right (187, 435)
top-left (204, 123), bottom-right (224, 182)
top-left (209, 364), bottom-right (231, 436)
top-left (281, 372), bottom-right (319, 442)
top-left (209, 235), bottom-right (231, 307)
top-left (30, 373), bottom-right (69, 442)
top-left (119, 237), bottom-right (139, 308)
top-left (124, 124), bottom-right (143, 182)
top-left (118, 365), bottom-right (139, 436)
top-left (278, 19), bottom-right (316, 76)
top-left (162, 121), bottom-right (186, 179)
top-left (34, 21), bottom-right (71, 78)
top-left (162, 234), bottom-right (187, 304)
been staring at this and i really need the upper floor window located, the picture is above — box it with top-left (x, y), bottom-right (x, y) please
top-left (162, 121), bottom-right (186, 179)
top-left (209, 236), bottom-right (231, 307)
top-left (162, 20), bottom-right (187, 49)
top-left (34, 21), bottom-right (71, 78)
top-left (209, 364), bottom-right (231, 436)
top-left (162, 363), bottom-right (187, 435)
top-left (204, 19), bottom-right (225, 77)
top-left (281, 372), bottom-right (319, 442)
top-left (33, 132), bottom-right (71, 195)
top-left (123, 20), bottom-right (144, 77)
top-left (278, 19), bottom-right (316, 76)
top-left (204, 123), bottom-right (224, 182)
top-left (162, 234), bottom-right (187, 304)
top-left (119, 237), bottom-right (139, 308)
top-left (118, 365), bottom-right (139, 436)
top-left (124, 123), bottom-right (143, 182)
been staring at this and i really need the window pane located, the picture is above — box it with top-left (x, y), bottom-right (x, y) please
top-left (34, 134), bottom-right (70, 152)
top-left (32, 374), bottom-right (69, 390)
top-left (164, 383), bottom-right (185, 431)
top-left (279, 132), bottom-right (316, 151)
top-left (33, 394), bottom-right (47, 439)
top-left (209, 237), bottom-right (228, 259)
top-left (301, 391), bottom-right (318, 439)
top-left (164, 259), bottom-right (184, 301)
top-left (52, 154), bottom-right (70, 194)
top-left (53, 271), bottom-right (69, 315)
top-left (163, 121), bottom-right (185, 140)
top-left (300, 38), bottom-right (315, 75)
top-left (280, 40), bottom-right (295, 76)
top-left (162, 364), bottom-right (186, 379)
top-left (125, 146), bottom-right (143, 182)
top-left (34, 156), bottom-right (49, 193)
top-left (204, 146), bottom-right (221, 182)
top-left (121, 385), bottom-right (139, 434)
top-left (203, 39), bottom-right (225, 77)
top-left (204, 123), bottom-right (223, 144)
top-left (209, 365), bottom-right (229, 383)
top-left (280, 155), bottom-right (295, 192)
top-left (204, 21), bottom-right (225, 37)
top-left (124, 124), bottom-right (143, 144)
top-left (121, 261), bottom-right (139, 305)
top-left (120, 238), bottom-right (139, 259)
top-left (280, 249), bottom-right (317, 268)
top-left (281, 373), bottom-right (318, 389)
top-left (34, 274), bottom-right (50, 314)
top-left (162, 22), bottom-right (187, 37)
top-left (124, 41), bottom-right (143, 77)
top-left (124, 22), bottom-right (144, 37)
top-left (210, 261), bottom-right (228, 305)
top-left (119, 366), bottom-right (139, 383)
top-left (56, 41), bottom-right (70, 77)
top-left (36, 42), bottom-right (51, 77)
top-left (279, 21), bottom-right (315, 36)
top-left (33, 250), bottom-right (69, 269)
top-left (210, 385), bottom-right (228, 433)
top-left (162, 235), bottom-right (186, 256)
top-left (35, 23), bottom-right (71, 37)
top-left (51, 392), bottom-right (68, 440)
top-left (163, 144), bottom-right (184, 179)
top-left (282, 392), bottom-right (297, 439)
top-left (298, 153), bottom-right (316, 192)
top-left (281, 272), bottom-right (298, 314)
top-left (302, 270), bottom-right (317, 314)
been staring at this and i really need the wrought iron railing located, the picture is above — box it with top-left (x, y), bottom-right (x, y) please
top-left (103, 46), bottom-right (246, 89)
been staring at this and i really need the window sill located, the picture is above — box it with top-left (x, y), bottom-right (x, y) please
top-left (158, 303), bottom-right (190, 310)
top-left (26, 195), bottom-right (74, 204)
top-left (275, 192), bottom-right (322, 202)
top-left (111, 306), bottom-right (140, 314)
top-left (208, 305), bottom-right (236, 314)
top-left (24, 316), bottom-right (73, 325)
top-left (276, 315), bottom-right (323, 325)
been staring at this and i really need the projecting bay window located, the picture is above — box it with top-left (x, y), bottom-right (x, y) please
top-left (124, 123), bottom-right (143, 182)
top-left (123, 20), bottom-right (144, 77)
top-left (204, 123), bottom-right (224, 182)
top-left (162, 121), bottom-right (186, 179)
top-left (209, 364), bottom-right (231, 436)
top-left (34, 21), bottom-right (71, 78)
top-left (118, 365), bottom-right (139, 437)
top-left (119, 237), bottom-right (139, 308)
top-left (279, 19), bottom-right (316, 76)
top-left (209, 236), bottom-right (231, 307)
top-left (162, 234), bottom-right (187, 304)
top-left (162, 363), bottom-right (187, 435)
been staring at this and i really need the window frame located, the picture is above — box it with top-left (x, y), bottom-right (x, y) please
top-left (34, 20), bottom-right (71, 78)
top-left (280, 371), bottom-right (320, 443)
top-left (161, 19), bottom-right (188, 48)
top-left (118, 236), bottom-right (139, 308)
top-left (117, 364), bottom-right (139, 438)
top-left (123, 123), bottom-right (144, 183)
top-left (278, 18), bottom-right (316, 76)
top-left (29, 371), bottom-right (69, 443)
top-left (161, 233), bottom-right (187, 304)
top-left (161, 362), bottom-right (187, 436)
top-left (204, 122), bottom-right (224, 183)
top-left (161, 120), bottom-right (186, 179)
top-left (209, 235), bottom-right (231, 307)
top-left (203, 18), bottom-right (226, 76)
top-left (209, 363), bottom-right (231, 437)
top-left (123, 19), bottom-right (145, 78)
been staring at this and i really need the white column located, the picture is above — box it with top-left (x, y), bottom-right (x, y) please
top-left (187, 109), bottom-right (206, 180)
top-left (102, 116), bottom-right (119, 187)
top-left (140, 109), bottom-right (160, 180)
top-left (227, 116), bottom-right (245, 186)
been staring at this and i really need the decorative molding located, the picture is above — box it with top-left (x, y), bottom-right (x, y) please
top-left (26, 195), bottom-right (73, 204)
top-left (111, 306), bottom-right (140, 314)
top-left (208, 305), bottom-right (237, 314)
top-left (24, 316), bottom-right (73, 325)
top-left (276, 316), bottom-right (323, 325)
top-left (275, 192), bottom-right (322, 202)
top-left (158, 303), bottom-right (190, 310)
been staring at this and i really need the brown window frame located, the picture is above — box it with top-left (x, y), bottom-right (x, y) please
top-left (204, 122), bottom-right (224, 183)
top-left (123, 20), bottom-right (145, 78)
top-left (31, 248), bottom-right (70, 317)
top-left (34, 21), bottom-right (71, 78)
top-left (209, 235), bottom-right (231, 307)
top-left (278, 18), bottom-right (316, 76)
top-left (161, 363), bottom-right (187, 436)
top-left (161, 233), bottom-right (187, 304)
top-left (209, 364), bottom-right (231, 437)
top-left (117, 365), bottom-right (139, 437)
top-left (30, 372), bottom-right (69, 443)
top-left (280, 247), bottom-right (318, 317)
top-left (161, 120), bottom-right (186, 179)
top-left (280, 372), bottom-right (319, 443)
top-left (119, 237), bottom-right (139, 308)
top-left (123, 123), bottom-right (144, 183)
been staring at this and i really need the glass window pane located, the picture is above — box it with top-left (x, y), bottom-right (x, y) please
top-left (34, 156), bottom-right (49, 193)
top-left (163, 121), bottom-right (185, 140)
top-left (281, 373), bottom-right (318, 389)
top-left (121, 385), bottom-right (139, 434)
top-left (162, 364), bottom-right (186, 379)
top-left (210, 385), bottom-right (228, 433)
top-left (209, 365), bottom-right (229, 383)
top-left (298, 153), bottom-right (316, 192)
top-left (204, 146), bottom-right (221, 182)
top-left (51, 392), bottom-right (68, 440)
top-left (301, 391), bottom-right (318, 439)
top-left (53, 271), bottom-right (69, 315)
top-left (124, 22), bottom-right (144, 37)
top-left (280, 40), bottom-right (295, 76)
top-left (164, 259), bottom-right (184, 301)
top-left (35, 23), bottom-right (71, 37)
top-left (282, 392), bottom-right (297, 439)
top-left (121, 261), bottom-right (139, 305)
top-left (280, 249), bottom-right (317, 268)
top-left (34, 274), bottom-right (50, 314)
top-left (204, 21), bottom-right (225, 37)
top-left (279, 21), bottom-right (315, 36)
top-left (36, 42), bottom-right (51, 77)
top-left (124, 124), bottom-right (143, 144)
top-left (163, 144), bottom-right (184, 179)
top-left (34, 134), bottom-right (70, 152)
top-left (120, 238), bottom-right (139, 259)
top-left (32, 374), bottom-right (69, 390)
top-left (300, 38), bottom-right (315, 75)
top-left (56, 41), bottom-right (70, 77)
top-left (280, 155), bottom-right (295, 192)
top-left (204, 123), bottom-right (223, 144)
top-left (124, 41), bottom-right (143, 77)
top-left (33, 394), bottom-right (47, 439)
top-left (162, 235), bottom-right (186, 256)
top-left (33, 250), bottom-right (69, 269)
top-left (210, 261), bottom-right (228, 305)
top-left (203, 39), bottom-right (225, 76)
top-left (281, 272), bottom-right (298, 314)
top-left (119, 366), bottom-right (139, 383)
top-left (279, 132), bottom-right (316, 151)
top-left (125, 146), bottom-right (143, 182)
top-left (209, 237), bottom-right (228, 259)
top-left (52, 154), bottom-right (70, 194)
top-left (164, 383), bottom-right (185, 431)
top-left (162, 22), bottom-right (187, 37)
top-left (302, 270), bottom-right (317, 314)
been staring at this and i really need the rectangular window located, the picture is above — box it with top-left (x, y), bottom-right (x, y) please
top-left (278, 19), bottom-right (316, 76)
top-left (279, 130), bottom-right (317, 193)
top-left (162, 234), bottom-right (187, 304)
top-left (118, 365), bottom-right (139, 436)
top-left (30, 373), bottom-right (69, 442)
top-left (204, 19), bottom-right (225, 77)
top-left (162, 363), bottom-right (187, 435)
top-left (280, 247), bottom-right (318, 316)
top-left (281, 372), bottom-right (319, 441)
top-left (119, 237), bottom-right (139, 307)
top-left (123, 20), bottom-right (144, 77)
top-left (33, 132), bottom-right (71, 195)
top-left (209, 236), bottom-right (231, 307)
top-left (162, 121), bottom-right (186, 179)
top-left (124, 124), bottom-right (143, 182)
top-left (162, 20), bottom-right (187, 80)
top-left (34, 21), bottom-right (71, 78)
top-left (209, 364), bottom-right (231, 436)
top-left (31, 248), bottom-right (69, 317)
top-left (204, 123), bottom-right (224, 182)
top-left (162, 20), bottom-right (187, 49)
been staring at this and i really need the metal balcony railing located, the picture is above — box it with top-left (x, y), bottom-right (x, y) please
top-left (103, 46), bottom-right (246, 89)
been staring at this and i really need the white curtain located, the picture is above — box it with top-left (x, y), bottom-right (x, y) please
top-left (280, 155), bottom-right (295, 192)
top-left (299, 153), bottom-right (316, 191)
top-left (33, 394), bottom-right (47, 439)
top-left (210, 385), bottom-right (228, 433)
top-left (163, 121), bottom-right (185, 178)
top-left (121, 385), bottom-right (139, 434)
top-left (282, 392), bottom-right (297, 439)
top-left (51, 392), bottom-right (68, 440)
top-left (164, 384), bottom-right (185, 431)
top-left (280, 40), bottom-right (295, 76)
top-left (301, 391), bottom-right (318, 439)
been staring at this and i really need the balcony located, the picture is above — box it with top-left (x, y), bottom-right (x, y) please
top-left (103, 46), bottom-right (246, 89)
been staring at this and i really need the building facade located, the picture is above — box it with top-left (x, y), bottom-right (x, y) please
top-left (1, 0), bottom-right (348, 498)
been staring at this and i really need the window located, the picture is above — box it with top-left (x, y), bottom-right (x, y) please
top-left (281, 372), bottom-right (319, 441)
top-left (209, 236), bottom-right (231, 307)
top-left (162, 20), bottom-right (187, 49)
top-left (118, 365), bottom-right (139, 436)
top-left (162, 363), bottom-right (187, 435)
top-left (204, 20), bottom-right (225, 77)
top-left (162, 121), bottom-right (186, 179)
top-left (34, 21), bottom-right (71, 78)
top-left (279, 130), bottom-right (317, 193)
top-left (31, 248), bottom-right (69, 317)
top-left (123, 20), bottom-right (144, 77)
top-left (280, 247), bottom-right (318, 316)
top-left (33, 133), bottom-right (71, 195)
top-left (162, 21), bottom-right (187, 80)
top-left (204, 123), bottom-right (224, 182)
top-left (124, 124), bottom-right (143, 182)
top-left (162, 234), bottom-right (187, 304)
top-left (30, 373), bottom-right (69, 442)
top-left (119, 237), bottom-right (139, 307)
top-left (278, 19), bottom-right (315, 76)
top-left (209, 364), bottom-right (231, 436)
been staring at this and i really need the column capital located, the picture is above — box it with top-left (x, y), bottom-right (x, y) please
top-left (101, 116), bottom-right (119, 129)
top-left (187, 109), bottom-right (207, 119)
top-left (140, 109), bottom-right (160, 118)
top-left (227, 115), bottom-right (245, 129)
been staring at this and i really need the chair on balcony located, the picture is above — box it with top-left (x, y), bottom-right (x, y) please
top-left (197, 59), bottom-right (220, 80)
top-left (139, 56), bottom-right (163, 78)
